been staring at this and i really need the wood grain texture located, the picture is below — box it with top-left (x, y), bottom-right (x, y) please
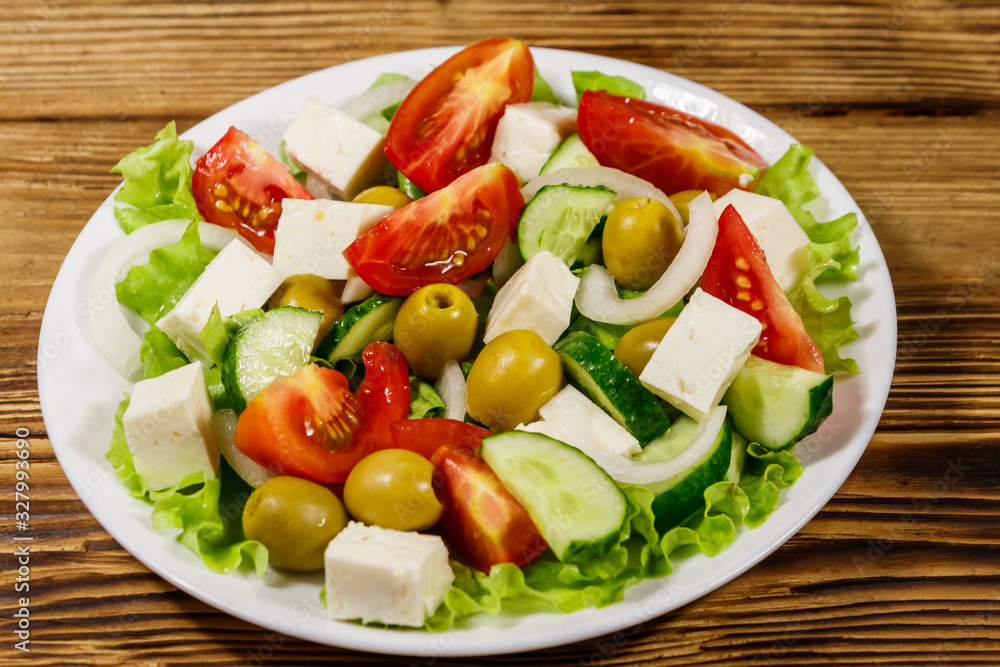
top-left (3, 0), bottom-right (1000, 664)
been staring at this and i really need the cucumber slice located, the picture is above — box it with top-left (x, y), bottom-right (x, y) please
top-left (221, 307), bottom-right (322, 413)
top-left (517, 184), bottom-right (616, 266)
top-left (540, 133), bottom-right (600, 174)
top-left (723, 355), bottom-right (833, 450)
top-left (555, 331), bottom-right (671, 443)
top-left (481, 431), bottom-right (627, 563)
top-left (315, 293), bottom-right (403, 362)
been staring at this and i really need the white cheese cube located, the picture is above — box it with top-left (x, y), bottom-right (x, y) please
top-left (484, 250), bottom-right (580, 346)
top-left (324, 522), bottom-right (454, 627)
top-left (639, 288), bottom-right (762, 422)
top-left (122, 362), bottom-right (219, 491)
top-left (272, 199), bottom-right (392, 280)
top-left (489, 102), bottom-right (578, 183)
top-left (712, 190), bottom-right (811, 293)
top-left (283, 96), bottom-right (388, 200)
top-left (156, 239), bottom-right (283, 364)
top-left (518, 385), bottom-right (641, 458)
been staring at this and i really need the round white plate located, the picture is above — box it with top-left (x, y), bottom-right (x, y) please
top-left (37, 46), bottom-right (896, 657)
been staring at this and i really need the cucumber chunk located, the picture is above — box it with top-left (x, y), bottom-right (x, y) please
top-left (315, 293), bottom-right (403, 362)
top-left (555, 331), bottom-right (671, 443)
top-left (221, 307), bottom-right (322, 413)
top-left (517, 184), bottom-right (616, 266)
top-left (540, 133), bottom-right (600, 174)
top-left (723, 355), bottom-right (833, 450)
top-left (481, 431), bottom-right (627, 563)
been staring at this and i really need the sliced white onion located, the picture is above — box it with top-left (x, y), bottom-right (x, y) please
top-left (435, 360), bottom-right (467, 422)
top-left (520, 166), bottom-right (682, 224)
top-left (211, 409), bottom-right (277, 489)
top-left (341, 78), bottom-right (416, 123)
top-left (341, 273), bottom-right (374, 304)
top-left (85, 219), bottom-right (245, 382)
top-left (574, 192), bottom-right (718, 325)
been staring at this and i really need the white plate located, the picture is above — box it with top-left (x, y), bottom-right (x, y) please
top-left (37, 46), bottom-right (896, 657)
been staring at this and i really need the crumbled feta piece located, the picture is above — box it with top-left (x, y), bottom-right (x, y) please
top-left (156, 239), bottom-right (283, 364)
top-left (484, 250), bottom-right (580, 346)
top-left (489, 102), bottom-right (578, 183)
top-left (518, 385), bottom-right (641, 457)
top-left (122, 362), bottom-right (219, 491)
top-left (639, 288), bottom-right (762, 421)
top-left (282, 96), bottom-right (389, 200)
top-left (324, 522), bottom-right (454, 627)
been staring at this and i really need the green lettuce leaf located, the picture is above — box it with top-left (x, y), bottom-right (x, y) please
top-left (370, 72), bottom-right (408, 89)
top-left (532, 68), bottom-right (561, 104)
top-left (115, 222), bottom-right (216, 324)
top-left (140, 325), bottom-right (189, 379)
top-left (754, 144), bottom-right (861, 373)
top-left (571, 71), bottom-right (645, 103)
top-left (739, 442), bottom-right (804, 528)
top-left (408, 375), bottom-right (446, 419)
top-left (278, 140), bottom-right (306, 184)
top-left (111, 121), bottom-right (202, 234)
top-left (199, 305), bottom-right (228, 367)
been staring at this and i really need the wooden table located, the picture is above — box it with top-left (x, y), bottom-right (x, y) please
top-left (3, 1), bottom-right (999, 664)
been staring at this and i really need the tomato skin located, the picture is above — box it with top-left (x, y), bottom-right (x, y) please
top-left (352, 341), bottom-right (411, 452)
top-left (343, 162), bottom-right (523, 296)
top-left (386, 38), bottom-right (534, 193)
top-left (577, 90), bottom-right (769, 198)
top-left (389, 419), bottom-right (492, 460)
top-left (431, 446), bottom-right (547, 573)
top-left (701, 204), bottom-right (825, 373)
top-left (192, 127), bottom-right (312, 253)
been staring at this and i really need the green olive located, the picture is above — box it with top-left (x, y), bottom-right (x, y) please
top-left (242, 476), bottom-right (348, 572)
top-left (352, 185), bottom-right (413, 211)
top-left (394, 283), bottom-right (478, 379)
top-left (667, 189), bottom-right (708, 226)
top-left (602, 198), bottom-right (684, 291)
top-left (343, 449), bottom-right (444, 531)
top-left (614, 318), bottom-right (677, 376)
top-left (268, 274), bottom-right (344, 343)
top-left (465, 329), bottom-right (563, 432)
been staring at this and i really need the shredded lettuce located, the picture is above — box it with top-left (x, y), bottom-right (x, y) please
top-left (571, 71), bottom-right (645, 103)
top-left (755, 144), bottom-right (861, 373)
top-left (115, 222), bottom-right (216, 324)
top-left (408, 375), bottom-right (446, 419)
top-left (111, 121), bottom-right (202, 234)
top-left (532, 69), bottom-right (561, 104)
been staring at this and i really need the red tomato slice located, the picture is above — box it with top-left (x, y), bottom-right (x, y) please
top-left (577, 90), bottom-right (769, 198)
top-left (233, 343), bottom-right (411, 485)
top-left (389, 419), bottom-right (492, 460)
top-left (343, 162), bottom-right (523, 296)
top-left (701, 204), bottom-right (824, 373)
top-left (385, 38), bottom-right (534, 193)
top-left (431, 445), bottom-right (547, 573)
top-left (192, 126), bottom-right (312, 254)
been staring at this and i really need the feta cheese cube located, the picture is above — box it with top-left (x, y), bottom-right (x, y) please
top-left (518, 385), bottom-right (641, 457)
top-left (272, 199), bottom-right (392, 280)
top-left (489, 102), bottom-right (578, 183)
top-left (282, 96), bottom-right (388, 200)
top-left (484, 250), bottom-right (580, 346)
top-left (122, 362), bottom-right (219, 491)
top-left (639, 288), bottom-right (762, 422)
top-left (324, 522), bottom-right (454, 627)
top-left (712, 190), bottom-right (811, 293)
top-left (156, 239), bottom-right (283, 364)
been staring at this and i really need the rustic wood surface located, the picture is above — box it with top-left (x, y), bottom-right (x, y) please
top-left (2, 0), bottom-right (999, 664)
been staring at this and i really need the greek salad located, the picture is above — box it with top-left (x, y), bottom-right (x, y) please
top-left (89, 38), bottom-right (861, 631)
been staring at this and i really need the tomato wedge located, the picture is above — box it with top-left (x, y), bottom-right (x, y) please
top-left (233, 343), bottom-right (411, 485)
top-left (431, 445), bottom-right (547, 573)
top-left (343, 162), bottom-right (523, 296)
top-left (389, 418), bottom-right (492, 460)
top-left (701, 204), bottom-right (824, 373)
top-left (385, 38), bottom-right (534, 193)
top-left (577, 90), bottom-right (769, 198)
top-left (192, 127), bottom-right (312, 253)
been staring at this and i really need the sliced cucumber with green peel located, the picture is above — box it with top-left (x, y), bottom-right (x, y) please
top-left (481, 431), bottom-right (627, 563)
top-left (723, 355), bottom-right (833, 450)
top-left (540, 133), bottom-right (600, 174)
top-left (315, 293), bottom-right (403, 362)
top-left (221, 307), bottom-right (322, 413)
top-left (518, 184), bottom-right (616, 265)
top-left (555, 331), bottom-right (671, 443)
